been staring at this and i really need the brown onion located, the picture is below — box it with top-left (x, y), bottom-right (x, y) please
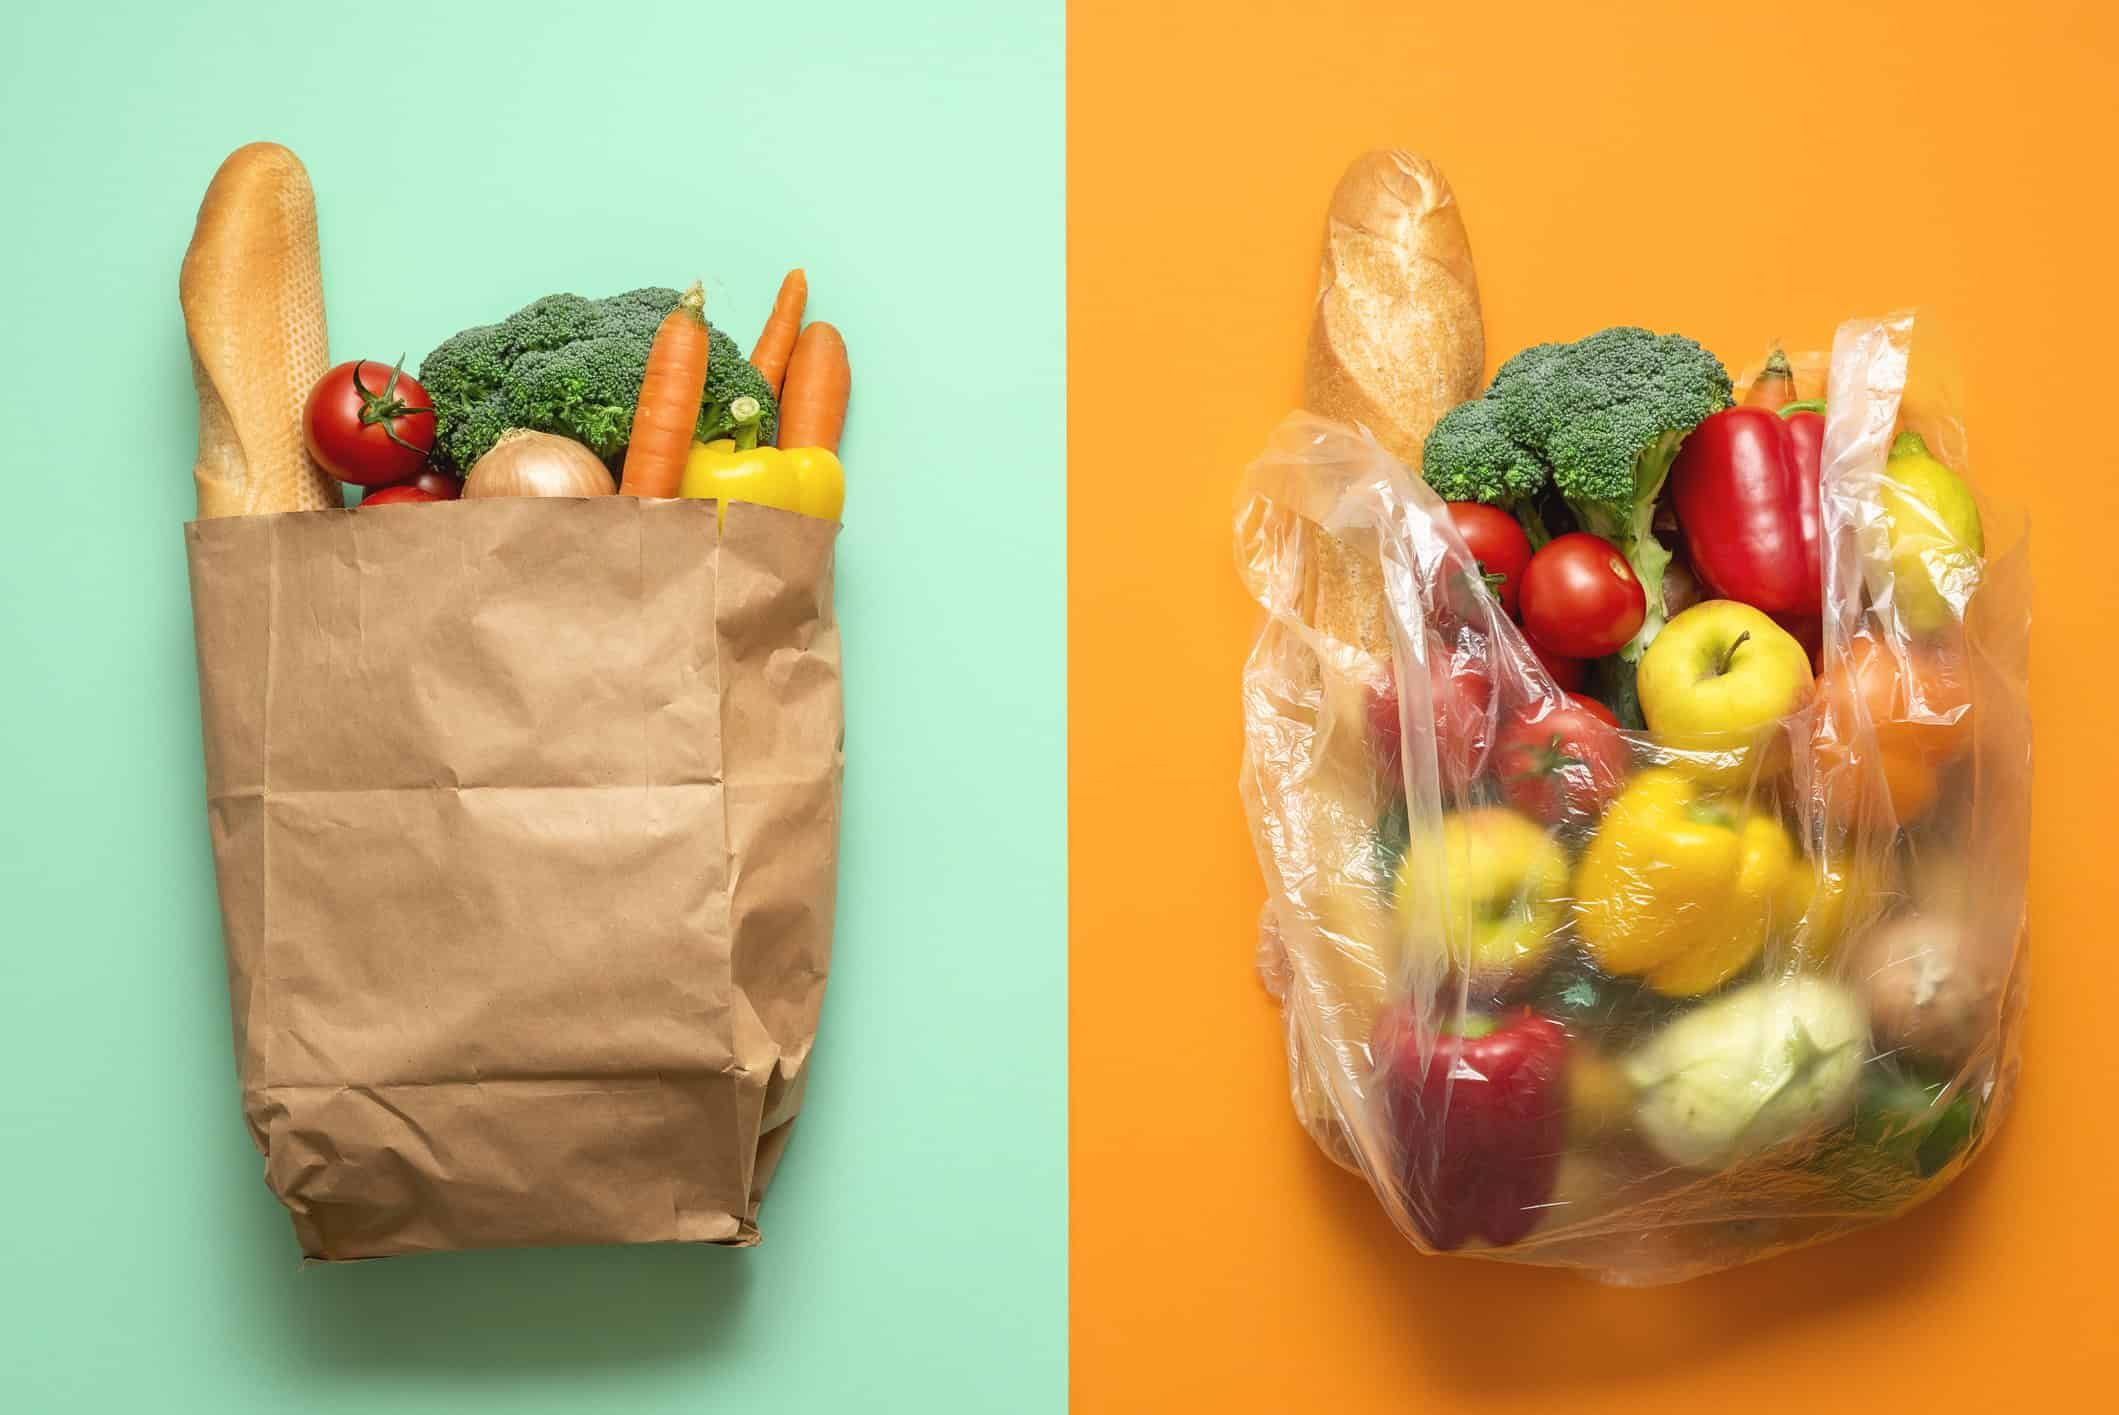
top-left (1846, 912), bottom-right (2003, 1068)
top-left (462, 429), bottom-right (615, 499)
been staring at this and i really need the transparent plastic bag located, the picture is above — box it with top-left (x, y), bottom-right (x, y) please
top-left (1237, 312), bottom-right (2029, 1284)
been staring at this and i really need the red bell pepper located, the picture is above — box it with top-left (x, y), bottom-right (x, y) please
top-left (1670, 402), bottom-right (1827, 616)
top-left (1377, 1005), bottom-right (1569, 1250)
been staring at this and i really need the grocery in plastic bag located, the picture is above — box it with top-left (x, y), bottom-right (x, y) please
top-left (1237, 312), bottom-right (2029, 1284)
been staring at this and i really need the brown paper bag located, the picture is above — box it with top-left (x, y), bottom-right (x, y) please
top-left (185, 495), bottom-right (843, 1260)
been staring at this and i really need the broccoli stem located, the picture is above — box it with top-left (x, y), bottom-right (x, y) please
top-left (1510, 499), bottom-right (1553, 549)
top-left (1593, 655), bottom-right (1647, 732)
top-left (1564, 430), bottom-right (1682, 662)
top-left (727, 409), bottom-right (765, 452)
top-left (1620, 504), bottom-right (1673, 662)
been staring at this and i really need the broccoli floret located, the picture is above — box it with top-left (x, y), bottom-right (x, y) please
top-left (416, 327), bottom-right (514, 472)
top-left (417, 286), bottom-right (777, 472)
top-left (700, 341), bottom-right (777, 445)
top-left (1486, 341), bottom-right (1567, 401)
top-left (1420, 397), bottom-right (1553, 545)
top-left (1492, 327), bottom-right (1732, 657)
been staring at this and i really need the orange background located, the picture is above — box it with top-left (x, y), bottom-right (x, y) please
top-left (1069, 1), bottom-right (2118, 1408)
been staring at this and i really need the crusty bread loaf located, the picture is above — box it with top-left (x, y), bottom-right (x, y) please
top-left (1299, 150), bottom-right (1488, 666)
top-left (1303, 150), bottom-right (1484, 469)
top-left (181, 142), bottom-right (339, 518)
top-left (1266, 152), bottom-right (1489, 1168)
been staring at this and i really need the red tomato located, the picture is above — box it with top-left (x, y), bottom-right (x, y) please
top-left (1443, 502), bottom-right (1534, 618)
top-left (1366, 675), bottom-right (1401, 777)
top-left (1368, 636), bottom-right (1494, 795)
top-left (1491, 694), bottom-right (1630, 825)
top-left (400, 467), bottom-right (462, 501)
top-left (1569, 694), bottom-right (1620, 727)
top-left (359, 484), bottom-right (444, 506)
top-left (305, 358), bottom-right (439, 487)
top-left (1531, 641), bottom-right (1586, 692)
top-left (1519, 533), bottom-right (1647, 659)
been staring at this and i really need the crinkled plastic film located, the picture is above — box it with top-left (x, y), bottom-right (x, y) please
top-left (1237, 312), bottom-right (2029, 1284)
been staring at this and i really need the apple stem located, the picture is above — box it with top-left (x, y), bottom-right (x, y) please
top-left (1715, 630), bottom-right (1751, 678)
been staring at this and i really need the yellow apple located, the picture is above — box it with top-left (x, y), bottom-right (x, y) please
top-left (1393, 807), bottom-right (1569, 989)
top-left (1638, 600), bottom-right (1814, 785)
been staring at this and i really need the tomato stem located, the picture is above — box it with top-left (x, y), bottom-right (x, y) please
top-left (1443, 1013), bottom-right (1499, 1041)
top-left (1684, 798), bottom-right (1737, 830)
top-left (349, 356), bottom-right (436, 456)
top-left (1505, 732), bottom-right (1586, 785)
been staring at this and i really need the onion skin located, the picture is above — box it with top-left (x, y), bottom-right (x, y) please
top-left (1847, 913), bottom-right (2002, 1068)
top-left (462, 429), bottom-right (615, 499)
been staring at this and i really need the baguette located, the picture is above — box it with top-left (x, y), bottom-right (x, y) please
top-left (1267, 152), bottom-right (1488, 1168)
top-left (1303, 150), bottom-right (1484, 469)
top-left (1298, 149), bottom-right (1488, 682)
top-left (180, 142), bottom-right (339, 518)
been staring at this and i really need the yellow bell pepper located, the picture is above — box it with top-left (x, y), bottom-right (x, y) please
top-left (677, 441), bottom-right (845, 525)
top-left (782, 446), bottom-right (846, 520)
top-left (1571, 769), bottom-right (1799, 997)
top-left (1782, 850), bottom-right (1889, 966)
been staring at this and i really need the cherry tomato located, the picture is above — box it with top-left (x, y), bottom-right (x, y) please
top-left (1531, 641), bottom-right (1587, 692)
top-left (305, 358), bottom-right (439, 487)
top-left (1519, 533), bottom-right (1647, 660)
top-left (1491, 694), bottom-right (1630, 825)
top-left (1443, 502), bottom-right (1534, 618)
top-left (359, 484), bottom-right (444, 506)
top-left (1368, 635), bottom-right (1495, 795)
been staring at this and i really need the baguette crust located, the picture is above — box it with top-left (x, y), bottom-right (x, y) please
top-left (181, 142), bottom-right (338, 518)
top-left (1303, 150), bottom-right (1484, 468)
top-left (1306, 530), bottom-right (1393, 661)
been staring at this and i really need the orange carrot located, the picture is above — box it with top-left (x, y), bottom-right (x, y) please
top-left (777, 321), bottom-right (850, 453)
top-left (1742, 347), bottom-right (1799, 410)
top-left (620, 282), bottom-right (711, 498)
top-left (748, 268), bottom-right (807, 398)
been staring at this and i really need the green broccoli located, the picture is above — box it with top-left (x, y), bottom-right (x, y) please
top-left (1485, 340), bottom-right (1567, 399)
top-left (417, 287), bottom-right (777, 473)
top-left (1419, 397), bottom-right (1554, 545)
top-left (1491, 326), bottom-right (1732, 657)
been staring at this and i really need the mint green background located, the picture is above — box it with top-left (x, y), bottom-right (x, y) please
top-left (0, 3), bottom-right (1064, 1410)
